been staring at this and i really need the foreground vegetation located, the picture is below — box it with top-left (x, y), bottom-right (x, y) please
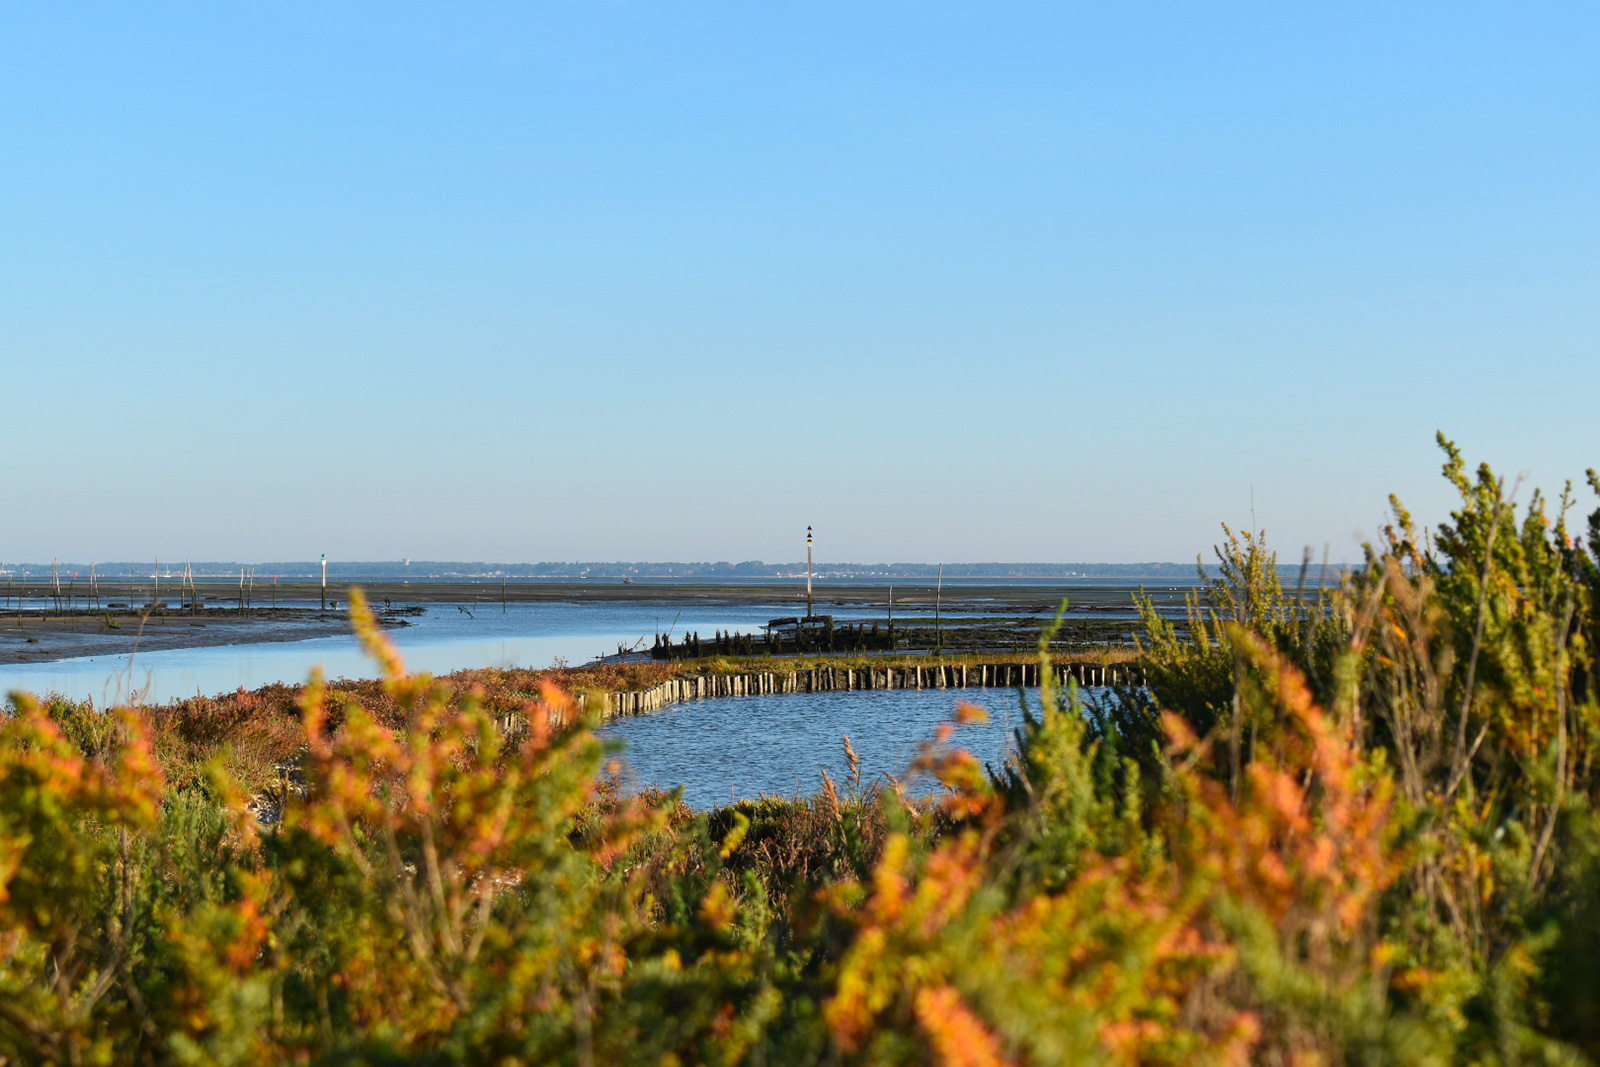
top-left (3, 436), bottom-right (1599, 1065)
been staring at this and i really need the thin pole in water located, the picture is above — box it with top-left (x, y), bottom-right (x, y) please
top-left (806, 525), bottom-right (813, 619)
top-left (935, 563), bottom-right (943, 654)
top-left (321, 554), bottom-right (327, 611)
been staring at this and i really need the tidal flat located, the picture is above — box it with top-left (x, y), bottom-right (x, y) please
top-left (0, 578), bottom-right (1196, 703)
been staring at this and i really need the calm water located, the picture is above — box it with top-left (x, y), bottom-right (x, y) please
top-left (0, 590), bottom-right (1121, 705)
top-left (599, 686), bottom-right (1110, 809)
top-left (0, 600), bottom-right (807, 705)
top-left (3, 589), bottom-right (1116, 811)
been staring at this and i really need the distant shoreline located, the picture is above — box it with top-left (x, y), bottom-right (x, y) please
top-left (0, 560), bottom-right (1346, 581)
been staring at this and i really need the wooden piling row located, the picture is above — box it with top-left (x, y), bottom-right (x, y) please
top-left (590, 660), bottom-right (1143, 719)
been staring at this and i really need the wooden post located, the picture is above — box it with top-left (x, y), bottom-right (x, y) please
top-left (887, 584), bottom-right (894, 649)
top-left (935, 563), bottom-right (943, 654)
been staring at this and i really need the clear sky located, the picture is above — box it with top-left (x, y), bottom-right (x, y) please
top-left (4, 3), bottom-right (1596, 566)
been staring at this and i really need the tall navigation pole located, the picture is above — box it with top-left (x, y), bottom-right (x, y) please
top-left (321, 554), bottom-right (327, 611)
top-left (806, 526), bottom-right (813, 619)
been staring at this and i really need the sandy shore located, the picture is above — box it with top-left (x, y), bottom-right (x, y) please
top-left (0, 609), bottom-right (354, 666)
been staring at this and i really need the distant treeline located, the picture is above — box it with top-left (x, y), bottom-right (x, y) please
top-left (2, 559), bottom-right (1344, 581)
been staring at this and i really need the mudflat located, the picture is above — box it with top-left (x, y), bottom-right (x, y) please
top-left (0, 609), bottom-right (352, 666)
top-left (256, 577), bottom-right (1189, 614)
top-left (0, 579), bottom-right (1196, 666)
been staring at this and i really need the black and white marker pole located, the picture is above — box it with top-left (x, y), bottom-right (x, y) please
top-left (806, 526), bottom-right (813, 619)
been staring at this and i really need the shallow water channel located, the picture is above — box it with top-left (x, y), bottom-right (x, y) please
top-left (599, 686), bottom-right (1112, 810)
top-left (0, 600), bottom-right (805, 705)
top-left (0, 596), bottom-right (1078, 706)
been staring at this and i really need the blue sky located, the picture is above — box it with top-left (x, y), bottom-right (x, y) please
top-left (3, 3), bottom-right (1596, 565)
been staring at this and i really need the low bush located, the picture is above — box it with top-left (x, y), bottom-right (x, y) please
top-left (2, 435), bottom-right (1598, 1064)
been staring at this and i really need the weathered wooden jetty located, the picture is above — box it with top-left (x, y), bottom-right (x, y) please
top-left (577, 660), bottom-right (1143, 719)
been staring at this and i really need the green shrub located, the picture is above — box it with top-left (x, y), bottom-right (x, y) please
top-left (3, 438), bottom-right (1599, 1064)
